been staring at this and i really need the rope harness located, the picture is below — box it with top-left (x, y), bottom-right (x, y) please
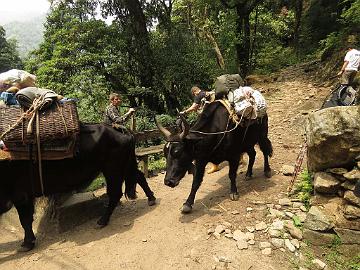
top-left (189, 100), bottom-right (244, 136)
top-left (188, 99), bottom-right (253, 155)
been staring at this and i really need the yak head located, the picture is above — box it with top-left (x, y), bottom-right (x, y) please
top-left (155, 114), bottom-right (195, 188)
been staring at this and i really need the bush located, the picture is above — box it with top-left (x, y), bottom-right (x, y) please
top-left (295, 169), bottom-right (313, 208)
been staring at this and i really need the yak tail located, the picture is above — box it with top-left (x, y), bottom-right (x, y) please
top-left (258, 114), bottom-right (273, 157)
top-left (259, 137), bottom-right (273, 158)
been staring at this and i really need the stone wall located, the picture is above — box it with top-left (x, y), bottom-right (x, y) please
top-left (304, 106), bottom-right (360, 246)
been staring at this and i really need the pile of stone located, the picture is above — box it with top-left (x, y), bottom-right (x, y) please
top-left (303, 165), bottom-right (360, 245)
top-left (206, 199), bottom-right (308, 255)
top-left (304, 106), bottom-right (360, 246)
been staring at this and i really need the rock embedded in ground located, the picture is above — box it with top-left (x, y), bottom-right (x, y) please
top-left (304, 206), bottom-right (334, 231)
top-left (312, 258), bottom-right (327, 269)
top-left (284, 239), bottom-right (295, 252)
top-left (259, 242), bottom-right (271, 249)
top-left (279, 198), bottom-right (292, 206)
top-left (215, 225), bottom-right (225, 234)
top-left (246, 226), bottom-right (255, 233)
top-left (343, 168), bottom-right (360, 181)
top-left (271, 238), bottom-right (284, 248)
top-left (233, 230), bottom-right (247, 241)
top-left (261, 248), bottom-right (272, 255)
top-left (281, 165), bottom-right (294, 176)
top-left (255, 221), bottom-right (267, 231)
top-left (344, 191), bottom-right (360, 207)
top-left (268, 229), bottom-right (282, 238)
top-left (303, 229), bottom-right (336, 246)
top-left (236, 239), bottom-right (248, 250)
top-left (314, 172), bottom-right (341, 194)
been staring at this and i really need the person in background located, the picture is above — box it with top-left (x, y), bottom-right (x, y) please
top-left (337, 44), bottom-right (360, 86)
top-left (180, 86), bottom-right (213, 115)
top-left (180, 86), bottom-right (219, 174)
top-left (103, 93), bottom-right (135, 132)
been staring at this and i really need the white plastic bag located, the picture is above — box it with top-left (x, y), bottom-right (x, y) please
top-left (228, 86), bottom-right (267, 119)
top-left (0, 69), bottom-right (36, 89)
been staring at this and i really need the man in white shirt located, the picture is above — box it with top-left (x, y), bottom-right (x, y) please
top-left (337, 46), bottom-right (360, 85)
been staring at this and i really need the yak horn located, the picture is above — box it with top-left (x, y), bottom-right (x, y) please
top-left (154, 116), bottom-right (172, 139)
top-left (178, 113), bottom-right (190, 139)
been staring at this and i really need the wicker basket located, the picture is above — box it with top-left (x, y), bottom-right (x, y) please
top-left (0, 101), bottom-right (80, 144)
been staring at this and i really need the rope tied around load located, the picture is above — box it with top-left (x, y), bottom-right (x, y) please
top-left (0, 94), bottom-right (48, 141)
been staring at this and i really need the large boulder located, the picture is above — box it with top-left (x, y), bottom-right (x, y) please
top-left (306, 106), bottom-right (360, 172)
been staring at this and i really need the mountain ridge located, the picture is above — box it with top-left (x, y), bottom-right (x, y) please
top-left (3, 14), bottom-right (46, 59)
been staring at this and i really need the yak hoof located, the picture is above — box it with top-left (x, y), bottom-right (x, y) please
top-left (264, 170), bottom-right (272, 178)
top-left (181, 203), bottom-right (192, 214)
top-left (18, 242), bottom-right (35, 252)
top-left (148, 197), bottom-right (156, 206)
top-left (229, 193), bottom-right (239, 201)
top-left (96, 218), bottom-right (108, 229)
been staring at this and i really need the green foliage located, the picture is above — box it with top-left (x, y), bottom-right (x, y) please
top-left (317, 32), bottom-right (343, 61)
top-left (0, 26), bottom-right (22, 72)
top-left (347, 255), bottom-right (360, 270)
top-left (324, 236), bottom-right (360, 270)
top-left (250, 5), bottom-right (301, 74)
top-left (86, 175), bottom-right (105, 192)
top-left (255, 45), bottom-right (300, 74)
top-left (148, 156), bottom-right (166, 172)
top-left (151, 26), bottom-right (219, 113)
top-left (295, 169), bottom-right (313, 208)
top-left (341, 0), bottom-right (360, 29)
top-left (292, 215), bottom-right (302, 227)
top-left (299, 0), bottom-right (344, 53)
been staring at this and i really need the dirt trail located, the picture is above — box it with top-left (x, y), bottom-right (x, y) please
top-left (0, 65), bottom-right (331, 270)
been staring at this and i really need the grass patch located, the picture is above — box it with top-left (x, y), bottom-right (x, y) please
top-left (86, 174), bottom-right (105, 192)
top-left (294, 169), bottom-right (313, 209)
top-left (148, 154), bottom-right (166, 172)
top-left (324, 240), bottom-right (360, 270)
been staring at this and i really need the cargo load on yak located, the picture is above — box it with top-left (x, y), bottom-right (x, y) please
top-left (0, 86), bottom-right (80, 161)
top-left (228, 86), bottom-right (267, 120)
top-left (214, 74), bottom-right (244, 98)
top-left (214, 74), bottom-right (267, 121)
top-left (0, 69), bottom-right (37, 91)
top-left (0, 69), bottom-right (37, 106)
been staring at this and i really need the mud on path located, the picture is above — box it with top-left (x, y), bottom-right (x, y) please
top-left (0, 65), bottom-right (331, 270)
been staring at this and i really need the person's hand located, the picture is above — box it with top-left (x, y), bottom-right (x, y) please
top-left (180, 110), bottom-right (186, 115)
top-left (129, 108), bottom-right (136, 113)
top-left (337, 70), bottom-right (343, 76)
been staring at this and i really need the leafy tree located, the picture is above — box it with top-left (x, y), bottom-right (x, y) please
top-left (219, 0), bottom-right (263, 77)
top-left (0, 26), bottom-right (22, 73)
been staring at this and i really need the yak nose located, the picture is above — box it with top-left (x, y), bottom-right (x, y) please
top-left (164, 179), bottom-right (176, 188)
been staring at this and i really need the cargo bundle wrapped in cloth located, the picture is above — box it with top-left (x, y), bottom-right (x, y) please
top-left (0, 86), bottom-right (80, 160)
top-left (214, 74), bottom-right (267, 124)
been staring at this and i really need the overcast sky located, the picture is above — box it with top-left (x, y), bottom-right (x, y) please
top-left (1, 0), bottom-right (50, 24)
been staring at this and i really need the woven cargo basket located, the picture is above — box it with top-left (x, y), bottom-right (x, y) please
top-left (0, 101), bottom-right (80, 144)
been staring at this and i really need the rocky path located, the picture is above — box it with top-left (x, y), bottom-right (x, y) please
top-left (0, 65), bottom-right (333, 270)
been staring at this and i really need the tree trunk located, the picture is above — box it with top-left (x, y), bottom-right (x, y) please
top-left (235, 7), bottom-right (251, 77)
top-left (293, 0), bottom-right (303, 47)
top-left (204, 30), bottom-right (225, 70)
top-left (122, 0), bottom-right (162, 112)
